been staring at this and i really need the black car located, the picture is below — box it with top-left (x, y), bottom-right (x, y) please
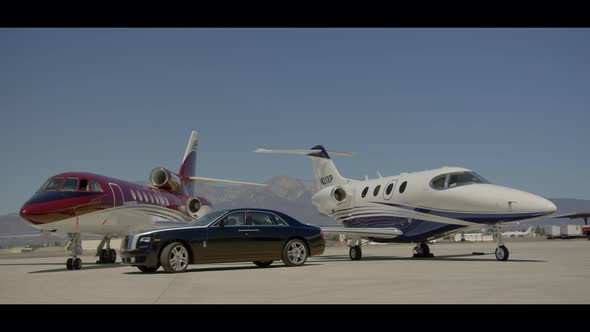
top-left (120, 208), bottom-right (326, 273)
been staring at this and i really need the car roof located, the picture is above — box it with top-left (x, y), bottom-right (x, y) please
top-left (223, 208), bottom-right (283, 214)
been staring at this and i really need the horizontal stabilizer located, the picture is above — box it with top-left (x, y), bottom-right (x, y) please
top-left (321, 227), bottom-right (403, 239)
top-left (255, 149), bottom-right (353, 156)
top-left (188, 176), bottom-right (267, 187)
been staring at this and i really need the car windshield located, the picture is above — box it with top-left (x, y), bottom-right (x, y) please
top-left (187, 210), bottom-right (227, 227)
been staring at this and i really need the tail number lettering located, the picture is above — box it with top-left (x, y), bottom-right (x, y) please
top-left (320, 175), bottom-right (333, 185)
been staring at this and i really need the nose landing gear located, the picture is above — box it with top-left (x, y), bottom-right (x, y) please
top-left (492, 225), bottom-right (510, 261)
top-left (65, 233), bottom-right (83, 270)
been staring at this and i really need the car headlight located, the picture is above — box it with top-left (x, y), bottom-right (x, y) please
top-left (137, 236), bottom-right (152, 248)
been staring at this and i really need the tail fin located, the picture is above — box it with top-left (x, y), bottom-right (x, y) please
top-left (179, 130), bottom-right (199, 178)
top-left (255, 145), bottom-right (352, 190)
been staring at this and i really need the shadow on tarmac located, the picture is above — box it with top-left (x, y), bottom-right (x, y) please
top-left (28, 263), bottom-right (127, 274)
top-left (123, 263), bottom-right (323, 275)
top-left (315, 253), bottom-right (546, 263)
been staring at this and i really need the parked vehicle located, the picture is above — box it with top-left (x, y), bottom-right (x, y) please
top-left (120, 208), bottom-right (325, 273)
top-left (560, 225), bottom-right (584, 239)
top-left (545, 225), bottom-right (561, 239)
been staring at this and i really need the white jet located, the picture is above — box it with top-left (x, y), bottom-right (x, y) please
top-left (501, 226), bottom-right (534, 238)
top-left (256, 145), bottom-right (557, 261)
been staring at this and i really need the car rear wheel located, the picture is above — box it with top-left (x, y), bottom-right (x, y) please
top-left (137, 265), bottom-right (160, 273)
top-left (282, 239), bottom-right (308, 266)
top-left (253, 261), bottom-right (273, 267)
top-left (160, 242), bottom-right (189, 273)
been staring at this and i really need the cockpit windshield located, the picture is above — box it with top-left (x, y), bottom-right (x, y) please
top-left (431, 171), bottom-right (489, 190)
top-left (40, 177), bottom-right (103, 192)
top-left (187, 210), bottom-right (228, 227)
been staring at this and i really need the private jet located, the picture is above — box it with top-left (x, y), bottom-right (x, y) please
top-left (16, 131), bottom-right (266, 270)
top-left (255, 145), bottom-right (557, 261)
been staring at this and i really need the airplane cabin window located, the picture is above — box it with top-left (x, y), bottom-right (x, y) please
top-left (90, 180), bottom-right (103, 192)
top-left (79, 179), bottom-right (89, 191)
top-left (399, 181), bottom-right (407, 193)
top-left (385, 183), bottom-right (394, 195)
top-left (373, 185), bottom-right (381, 196)
top-left (60, 178), bottom-right (79, 191)
top-left (431, 175), bottom-right (446, 189)
top-left (44, 177), bottom-right (65, 191)
top-left (361, 187), bottom-right (369, 198)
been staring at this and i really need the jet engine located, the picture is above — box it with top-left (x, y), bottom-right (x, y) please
top-left (311, 186), bottom-right (348, 214)
top-left (184, 197), bottom-right (212, 218)
top-left (150, 167), bottom-right (182, 192)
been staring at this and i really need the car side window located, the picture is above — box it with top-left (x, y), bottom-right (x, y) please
top-left (250, 212), bottom-right (287, 226)
top-left (220, 212), bottom-right (246, 227)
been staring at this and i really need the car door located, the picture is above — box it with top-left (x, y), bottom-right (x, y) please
top-left (246, 211), bottom-right (289, 260)
top-left (204, 211), bottom-right (250, 262)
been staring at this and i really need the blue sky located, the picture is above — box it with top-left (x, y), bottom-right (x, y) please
top-left (0, 28), bottom-right (588, 214)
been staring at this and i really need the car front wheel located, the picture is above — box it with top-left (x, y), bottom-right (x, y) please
top-left (160, 242), bottom-right (190, 273)
top-left (282, 239), bottom-right (308, 266)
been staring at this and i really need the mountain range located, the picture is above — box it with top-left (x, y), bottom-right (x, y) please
top-left (1, 176), bottom-right (588, 247)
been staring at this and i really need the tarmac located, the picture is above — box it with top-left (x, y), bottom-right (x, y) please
top-left (0, 238), bottom-right (589, 304)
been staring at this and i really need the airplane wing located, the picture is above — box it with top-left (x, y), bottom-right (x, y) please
top-left (552, 212), bottom-right (590, 219)
top-left (320, 226), bottom-right (403, 239)
top-left (187, 177), bottom-right (267, 187)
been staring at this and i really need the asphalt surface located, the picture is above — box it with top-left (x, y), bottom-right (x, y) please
top-left (0, 238), bottom-right (588, 303)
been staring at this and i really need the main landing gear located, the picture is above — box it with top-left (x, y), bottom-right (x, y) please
top-left (347, 237), bottom-right (363, 261)
top-left (492, 225), bottom-right (509, 261)
top-left (65, 232), bottom-right (83, 270)
top-left (413, 242), bottom-right (434, 258)
top-left (96, 236), bottom-right (117, 264)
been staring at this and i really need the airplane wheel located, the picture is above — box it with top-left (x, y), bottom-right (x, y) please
top-left (420, 243), bottom-right (430, 255)
top-left (66, 258), bottom-right (74, 270)
top-left (73, 258), bottom-right (82, 270)
top-left (349, 246), bottom-right (362, 261)
top-left (99, 249), bottom-right (108, 263)
top-left (495, 245), bottom-right (509, 261)
top-left (108, 249), bottom-right (116, 263)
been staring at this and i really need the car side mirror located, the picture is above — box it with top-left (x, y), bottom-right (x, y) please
top-left (218, 219), bottom-right (225, 228)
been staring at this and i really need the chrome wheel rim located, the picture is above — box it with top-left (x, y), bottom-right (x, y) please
top-left (169, 245), bottom-right (188, 271)
top-left (287, 241), bottom-right (306, 264)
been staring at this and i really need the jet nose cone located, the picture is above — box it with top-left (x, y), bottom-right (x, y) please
top-left (19, 204), bottom-right (35, 224)
top-left (543, 199), bottom-right (557, 214)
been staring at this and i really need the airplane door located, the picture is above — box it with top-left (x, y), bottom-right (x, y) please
top-left (109, 183), bottom-right (124, 207)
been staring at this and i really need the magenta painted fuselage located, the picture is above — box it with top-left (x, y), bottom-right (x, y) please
top-left (19, 171), bottom-right (212, 236)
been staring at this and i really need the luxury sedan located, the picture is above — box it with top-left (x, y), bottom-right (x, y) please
top-left (120, 208), bottom-right (326, 273)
